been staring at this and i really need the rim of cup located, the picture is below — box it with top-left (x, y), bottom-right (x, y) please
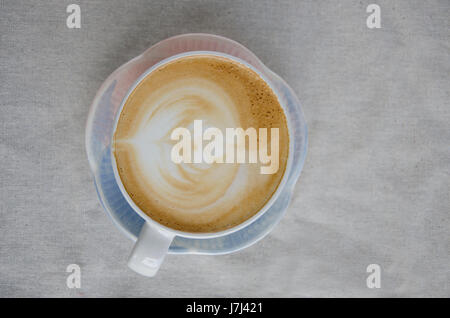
top-left (110, 51), bottom-right (294, 239)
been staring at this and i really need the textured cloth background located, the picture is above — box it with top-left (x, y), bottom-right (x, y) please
top-left (0, 0), bottom-right (449, 297)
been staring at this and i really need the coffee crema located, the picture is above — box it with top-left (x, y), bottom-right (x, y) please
top-left (113, 55), bottom-right (289, 233)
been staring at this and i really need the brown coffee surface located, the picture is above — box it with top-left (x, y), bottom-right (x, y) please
top-left (113, 55), bottom-right (289, 233)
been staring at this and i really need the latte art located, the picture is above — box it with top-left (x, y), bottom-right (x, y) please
top-left (113, 55), bottom-right (289, 232)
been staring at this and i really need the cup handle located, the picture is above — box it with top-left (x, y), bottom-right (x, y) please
top-left (127, 222), bottom-right (175, 277)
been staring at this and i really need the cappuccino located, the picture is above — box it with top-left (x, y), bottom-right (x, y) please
top-left (113, 55), bottom-right (289, 233)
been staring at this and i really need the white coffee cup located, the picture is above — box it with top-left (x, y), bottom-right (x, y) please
top-left (111, 51), bottom-right (294, 277)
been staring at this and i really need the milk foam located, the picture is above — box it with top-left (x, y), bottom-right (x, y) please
top-left (113, 55), bottom-right (289, 232)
